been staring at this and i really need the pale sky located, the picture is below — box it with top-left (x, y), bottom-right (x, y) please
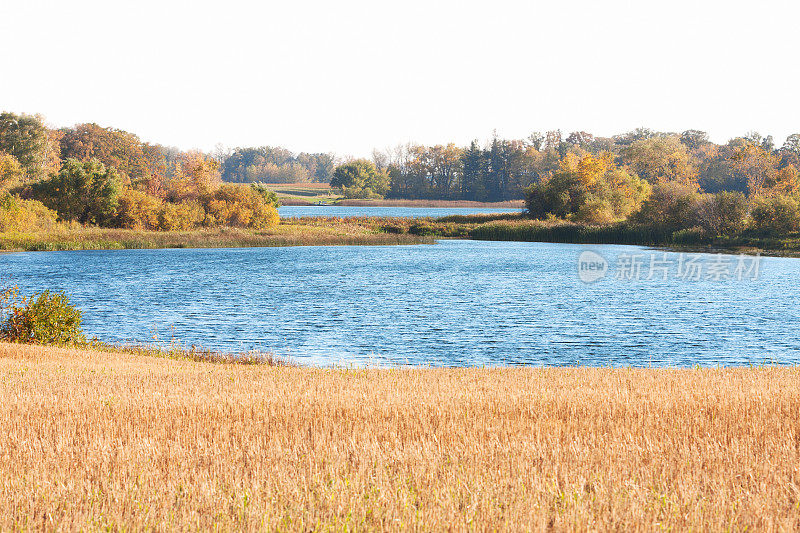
top-left (2, 0), bottom-right (799, 156)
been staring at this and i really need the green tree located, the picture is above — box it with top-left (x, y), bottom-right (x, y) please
top-left (31, 158), bottom-right (121, 224)
top-left (330, 160), bottom-right (389, 198)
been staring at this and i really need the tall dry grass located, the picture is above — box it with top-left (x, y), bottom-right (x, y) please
top-left (0, 223), bottom-right (430, 252)
top-left (1, 342), bottom-right (799, 531)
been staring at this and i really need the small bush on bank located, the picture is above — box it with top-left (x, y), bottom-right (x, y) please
top-left (0, 290), bottom-right (85, 345)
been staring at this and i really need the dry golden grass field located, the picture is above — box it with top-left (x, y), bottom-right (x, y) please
top-left (1, 342), bottom-right (799, 531)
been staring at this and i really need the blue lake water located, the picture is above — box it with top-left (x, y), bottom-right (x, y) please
top-left (1, 240), bottom-right (798, 367)
top-left (278, 205), bottom-right (523, 218)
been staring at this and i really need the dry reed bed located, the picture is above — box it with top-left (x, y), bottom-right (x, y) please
top-left (1, 342), bottom-right (799, 531)
top-left (0, 224), bottom-right (429, 251)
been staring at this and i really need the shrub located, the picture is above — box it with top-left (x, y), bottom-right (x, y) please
top-left (749, 195), bottom-right (800, 235)
top-left (633, 181), bottom-right (701, 231)
top-left (695, 191), bottom-right (749, 237)
top-left (158, 201), bottom-right (206, 231)
top-left (115, 188), bottom-right (163, 230)
top-left (575, 197), bottom-right (618, 225)
top-left (0, 290), bottom-right (85, 345)
top-left (202, 184), bottom-right (279, 229)
top-left (0, 193), bottom-right (58, 232)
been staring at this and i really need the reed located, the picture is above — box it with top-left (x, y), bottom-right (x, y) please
top-left (469, 220), bottom-right (673, 245)
top-left (0, 224), bottom-right (431, 252)
top-left (2, 342), bottom-right (798, 531)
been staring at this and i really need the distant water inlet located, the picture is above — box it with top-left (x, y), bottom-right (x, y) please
top-left (1, 241), bottom-right (798, 367)
top-left (277, 205), bottom-right (524, 218)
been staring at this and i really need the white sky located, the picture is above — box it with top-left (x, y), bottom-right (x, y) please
top-left (2, 0), bottom-right (799, 156)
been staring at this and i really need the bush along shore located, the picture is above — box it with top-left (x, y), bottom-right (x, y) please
top-left (0, 284), bottom-right (290, 365)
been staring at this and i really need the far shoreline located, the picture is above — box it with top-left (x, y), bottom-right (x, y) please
top-left (279, 197), bottom-right (524, 208)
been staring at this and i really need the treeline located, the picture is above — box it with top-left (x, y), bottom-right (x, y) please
top-left (4, 109), bottom-right (800, 240)
top-left (520, 136), bottom-right (800, 238)
top-left (356, 129), bottom-right (800, 202)
top-left (220, 146), bottom-right (334, 183)
top-left (0, 112), bottom-right (280, 232)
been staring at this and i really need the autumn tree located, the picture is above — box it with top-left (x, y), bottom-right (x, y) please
top-left (695, 191), bottom-right (749, 236)
top-left (0, 112), bottom-right (60, 181)
top-left (525, 153), bottom-right (650, 224)
top-left (203, 184), bottom-right (279, 229)
top-left (220, 146), bottom-right (334, 183)
top-left (620, 136), bottom-right (698, 186)
top-left (60, 123), bottom-right (168, 190)
top-left (729, 143), bottom-right (782, 196)
top-left (679, 130), bottom-right (710, 150)
top-left (166, 152), bottom-right (221, 201)
top-left (115, 188), bottom-right (163, 230)
top-left (633, 181), bottom-right (701, 231)
top-left (750, 195), bottom-right (800, 234)
top-left (0, 152), bottom-right (23, 189)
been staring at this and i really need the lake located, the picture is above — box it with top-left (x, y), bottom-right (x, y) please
top-left (277, 205), bottom-right (523, 218)
top-left (1, 240), bottom-right (797, 367)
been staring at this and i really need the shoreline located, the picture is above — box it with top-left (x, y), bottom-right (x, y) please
top-left (1, 213), bottom-right (798, 256)
top-left (276, 196), bottom-right (525, 208)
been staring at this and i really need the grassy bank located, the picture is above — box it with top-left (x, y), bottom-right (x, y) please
top-left (260, 182), bottom-right (526, 208)
top-left (334, 198), bottom-right (524, 208)
top-left (466, 217), bottom-right (800, 255)
top-left (264, 182), bottom-right (340, 205)
top-left (5, 213), bottom-right (800, 253)
top-left (1, 342), bottom-right (798, 530)
top-left (0, 222), bottom-right (431, 251)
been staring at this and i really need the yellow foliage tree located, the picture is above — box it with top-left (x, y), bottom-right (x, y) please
top-left (730, 143), bottom-right (781, 196)
top-left (166, 152), bottom-right (221, 201)
top-left (157, 201), bottom-right (206, 231)
top-left (115, 188), bottom-right (163, 230)
top-left (621, 136), bottom-right (699, 187)
top-left (202, 184), bottom-right (279, 229)
top-left (0, 152), bottom-right (23, 190)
